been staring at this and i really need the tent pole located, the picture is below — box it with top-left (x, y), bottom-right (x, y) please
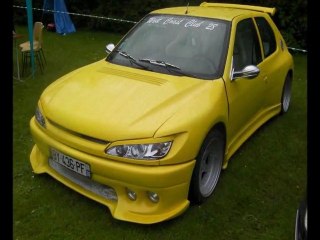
top-left (26, 0), bottom-right (35, 78)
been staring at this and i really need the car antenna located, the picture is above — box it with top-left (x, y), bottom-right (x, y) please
top-left (185, 2), bottom-right (189, 14)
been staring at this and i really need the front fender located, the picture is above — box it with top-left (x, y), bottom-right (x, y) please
top-left (155, 79), bottom-right (228, 165)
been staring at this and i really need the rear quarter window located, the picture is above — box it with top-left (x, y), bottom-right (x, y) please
top-left (255, 17), bottom-right (276, 58)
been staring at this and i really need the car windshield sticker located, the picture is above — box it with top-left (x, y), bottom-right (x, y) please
top-left (184, 19), bottom-right (205, 28)
top-left (163, 17), bottom-right (185, 25)
top-left (147, 16), bottom-right (219, 30)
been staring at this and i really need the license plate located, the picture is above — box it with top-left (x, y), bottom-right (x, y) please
top-left (51, 149), bottom-right (91, 178)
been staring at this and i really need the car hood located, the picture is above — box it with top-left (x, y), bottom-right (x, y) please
top-left (40, 60), bottom-right (211, 141)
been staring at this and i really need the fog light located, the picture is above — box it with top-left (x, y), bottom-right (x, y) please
top-left (126, 188), bottom-right (137, 201)
top-left (147, 191), bottom-right (159, 203)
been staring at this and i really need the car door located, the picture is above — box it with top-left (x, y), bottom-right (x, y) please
top-left (224, 17), bottom-right (267, 149)
top-left (254, 16), bottom-right (284, 107)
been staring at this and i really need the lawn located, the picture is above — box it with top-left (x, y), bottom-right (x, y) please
top-left (13, 25), bottom-right (307, 240)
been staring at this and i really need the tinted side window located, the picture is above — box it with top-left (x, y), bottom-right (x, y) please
top-left (255, 17), bottom-right (276, 58)
top-left (233, 18), bottom-right (262, 71)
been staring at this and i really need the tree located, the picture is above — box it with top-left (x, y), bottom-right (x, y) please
top-left (13, 0), bottom-right (307, 48)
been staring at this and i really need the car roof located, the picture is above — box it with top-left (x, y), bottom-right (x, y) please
top-left (151, 3), bottom-right (276, 21)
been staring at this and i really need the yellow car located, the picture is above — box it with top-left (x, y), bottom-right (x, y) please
top-left (30, 3), bottom-right (293, 224)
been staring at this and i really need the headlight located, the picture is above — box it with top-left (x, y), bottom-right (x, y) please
top-left (106, 141), bottom-right (172, 160)
top-left (35, 107), bottom-right (46, 128)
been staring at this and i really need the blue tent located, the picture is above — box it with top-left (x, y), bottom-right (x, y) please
top-left (25, 0), bottom-right (75, 77)
top-left (43, 0), bottom-right (76, 35)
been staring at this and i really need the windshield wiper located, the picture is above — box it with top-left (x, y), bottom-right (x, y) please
top-left (139, 58), bottom-right (180, 69)
top-left (139, 58), bottom-right (196, 78)
top-left (116, 50), bottom-right (149, 70)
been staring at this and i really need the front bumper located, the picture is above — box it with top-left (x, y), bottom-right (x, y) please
top-left (30, 117), bottom-right (195, 224)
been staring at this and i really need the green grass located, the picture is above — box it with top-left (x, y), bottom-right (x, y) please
top-left (13, 25), bottom-right (307, 240)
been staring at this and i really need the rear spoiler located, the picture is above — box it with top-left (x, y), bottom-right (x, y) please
top-left (200, 2), bottom-right (276, 16)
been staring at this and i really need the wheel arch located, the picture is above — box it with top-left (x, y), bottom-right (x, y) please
top-left (280, 69), bottom-right (294, 114)
top-left (189, 121), bottom-right (227, 204)
top-left (198, 121), bottom-right (227, 157)
top-left (287, 69), bottom-right (293, 80)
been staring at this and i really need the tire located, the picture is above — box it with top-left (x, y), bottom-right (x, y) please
top-left (281, 74), bottom-right (292, 114)
top-left (189, 129), bottom-right (225, 204)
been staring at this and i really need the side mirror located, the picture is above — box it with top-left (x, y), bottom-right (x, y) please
top-left (231, 65), bottom-right (260, 80)
top-left (106, 43), bottom-right (115, 54)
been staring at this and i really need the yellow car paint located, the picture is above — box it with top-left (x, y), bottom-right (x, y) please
top-left (29, 3), bottom-right (293, 224)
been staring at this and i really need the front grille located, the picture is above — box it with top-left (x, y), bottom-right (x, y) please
top-left (48, 119), bottom-right (109, 145)
top-left (49, 158), bottom-right (117, 201)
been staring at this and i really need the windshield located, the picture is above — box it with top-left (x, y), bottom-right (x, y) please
top-left (107, 14), bottom-right (230, 79)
